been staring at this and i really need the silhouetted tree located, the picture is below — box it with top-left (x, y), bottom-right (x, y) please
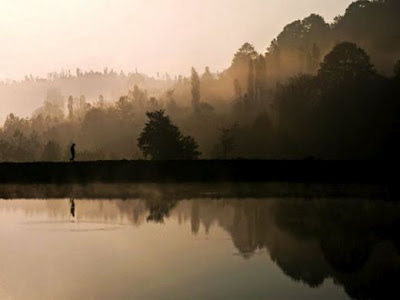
top-left (332, 0), bottom-right (400, 72)
top-left (138, 110), bottom-right (200, 160)
top-left (275, 74), bottom-right (317, 157)
top-left (191, 67), bottom-right (200, 111)
top-left (247, 60), bottom-right (255, 101)
top-left (201, 66), bottom-right (213, 82)
top-left (0, 1), bottom-right (399, 162)
top-left (231, 43), bottom-right (258, 72)
top-left (307, 43), bottom-right (321, 72)
top-left (214, 125), bottom-right (238, 159)
top-left (318, 42), bottom-right (376, 88)
top-left (34, 88), bottom-right (65, 120)
top-left (68, 96), bottom-right (74, 120)
top-left (230, 43), bottom-right (258, 91)
top-left (233, 78), bottom-right (242, 99)
top-left (267, 14), bottom-right (330, 77)
top-left (255, 55), bottom-right (267, 100)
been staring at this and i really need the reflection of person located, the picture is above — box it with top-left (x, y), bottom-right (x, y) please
top-left (70, 143), bottom-right (76, 162)
top-left (70, 198), bottom-right (75, 218)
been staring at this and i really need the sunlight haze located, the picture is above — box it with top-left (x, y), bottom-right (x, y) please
top-left (0, 0), bottom-right (352, 80)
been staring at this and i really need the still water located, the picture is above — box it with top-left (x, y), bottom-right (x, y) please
top-left (0, 197), bottom-right (398, 299)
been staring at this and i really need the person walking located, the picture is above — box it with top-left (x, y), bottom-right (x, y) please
top-left (70, 143), bottom-right (76, 162)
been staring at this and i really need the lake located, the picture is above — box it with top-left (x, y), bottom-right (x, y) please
top-left (0, 190), bottom-right (398, 299)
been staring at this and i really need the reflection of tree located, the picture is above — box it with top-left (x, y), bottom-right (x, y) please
top-left (320, 232), bottom-right (371, 274)
top-left (191, 201), bottom-right (200, 234)
top-left (3, 197), bottom-right (400, 300)
top-left (273, 200), bottom-right (374, 273)
top-left (145, 199), bottom-right (177, 223)
top-left (229, 202), bottom-right (261, 256)
top-left (173, 198), bottom-right (400, 299)
top-left (271, 199), bottom-right (400, 299)
top-left (335, 244), bottom-right (400, 300)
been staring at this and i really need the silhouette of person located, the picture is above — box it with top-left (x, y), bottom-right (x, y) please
top-left (70, 198), bottom-right (75, 218)
top-left (70, 143), bottom-right (76, 162)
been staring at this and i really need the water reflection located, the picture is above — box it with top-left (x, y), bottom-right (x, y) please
top-left (0, 197), bottom-right (399, 299)
top-left (69, 198), bottom-right (75, 218)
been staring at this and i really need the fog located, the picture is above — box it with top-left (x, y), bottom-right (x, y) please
top-left (0, 0), bottom-right (352, 79)
top-left (0, 0), bottom-right (398, 161)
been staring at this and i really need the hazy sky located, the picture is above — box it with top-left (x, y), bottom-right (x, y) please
top-left (0, 0), bottom-right (353, 80)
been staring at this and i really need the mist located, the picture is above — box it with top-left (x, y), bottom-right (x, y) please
top-left (0, 0), bottom-right (399, 161)
top-left (0, 0), bottom-right (352, 79)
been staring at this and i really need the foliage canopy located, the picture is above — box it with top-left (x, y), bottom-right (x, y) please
top-left (137, 110), bottom-right (200, 160)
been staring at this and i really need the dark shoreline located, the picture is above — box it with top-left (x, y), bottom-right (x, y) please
top-left (0, 182), bottom-right (391, 200)
top-left (0, 160), bottom-right (396, 199)
top-left (0, 160), bottom-right (395, 184)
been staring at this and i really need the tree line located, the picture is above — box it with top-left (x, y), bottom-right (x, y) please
top-left (0, 0), bottom-right (398, 161)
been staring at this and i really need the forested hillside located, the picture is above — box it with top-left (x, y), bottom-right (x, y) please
top-left (0, 0), bottom-right (398, 161)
